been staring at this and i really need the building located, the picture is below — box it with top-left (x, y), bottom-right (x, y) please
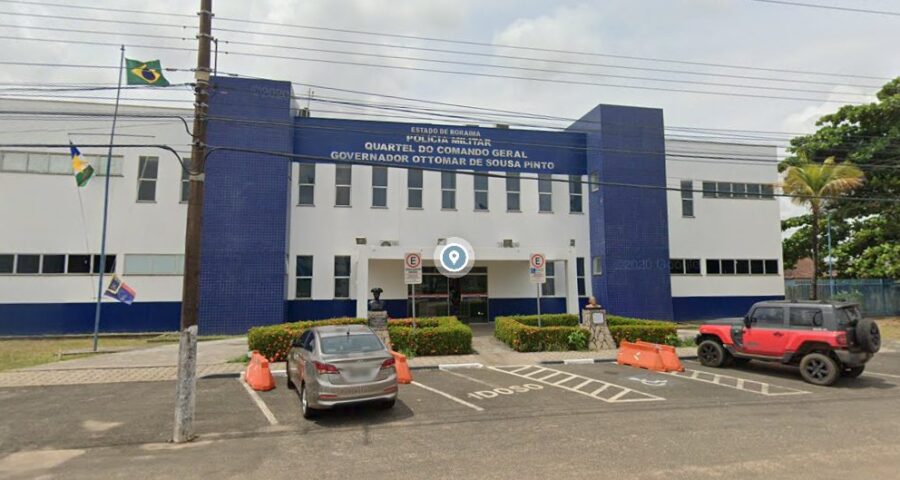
top-left (0, 77), bottom-right (784, 335)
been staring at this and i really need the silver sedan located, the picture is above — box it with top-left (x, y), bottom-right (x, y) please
top-left (286, 325), bottom-right (398, 419)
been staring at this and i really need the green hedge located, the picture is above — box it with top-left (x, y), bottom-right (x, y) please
top-left (247, 317), bottom-right (366, 361)
top-left (606, 315), bottom-right (677, 345)
top-left (247, 316), bottom-right (473, 361)
top-left (494, 314), bottom-right (678, 351)
top-left (388, 316), bottom-right (473, 356)
top-left (494, 315), bottom-right (589, 352)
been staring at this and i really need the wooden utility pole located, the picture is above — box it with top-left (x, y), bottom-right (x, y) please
top-left (174, 0), bottom-right (212, 444)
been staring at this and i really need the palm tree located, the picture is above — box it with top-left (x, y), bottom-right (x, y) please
top-left (782, 157), bottom-right (864, 299)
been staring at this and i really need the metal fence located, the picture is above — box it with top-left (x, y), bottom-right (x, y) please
top-left (784, 279), bottom-right (900, 317)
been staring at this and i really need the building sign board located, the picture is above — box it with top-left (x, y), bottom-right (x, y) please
top-left (404, 252), bottom-right (423, 285)
top-left (529, 253), bottom-right (546, 284)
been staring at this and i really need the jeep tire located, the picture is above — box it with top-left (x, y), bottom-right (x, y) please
top-left (799, 352), bottom-right (840, 386)
top-left (855, 319), bottom-right (881, 354)
top-left (842, 366), bottom-right (865, 378)
top-left (697, 339), bottom-right (729, 368)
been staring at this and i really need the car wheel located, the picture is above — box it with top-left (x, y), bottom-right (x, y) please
top-left (300, 383), bottom-right (317, 419)
top-left (842, 366), bottom-right (865, 378)
top-left (286, 360), bottom-right (296, 390)
top-left (855, 319), bottom-right (881, 354)
top-left (697, 340), bottom-right (729, 368)
top-left (799, 352), bottom-right (840, 386)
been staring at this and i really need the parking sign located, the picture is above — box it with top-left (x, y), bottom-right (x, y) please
top-left (529, 253), bottom-right (546, 284)
top-left (404, 252), bottom-right (423, 285)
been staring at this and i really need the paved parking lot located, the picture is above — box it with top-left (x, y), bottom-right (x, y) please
top-left (2, 353), bottom-right (900, 479)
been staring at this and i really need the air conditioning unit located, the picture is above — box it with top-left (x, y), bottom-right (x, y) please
top-left (297, 107), bottom-right (311, 118)
top-left (379, 240), bottom-right (399, 247)
top-left (436, 238), bottom-right (447, 245)
top-left (570, 239), bottom-right (576, 247)
top-left (501, 239), bottom-right (516, 248)
top-left (355, 237), bottom-right (367, 245)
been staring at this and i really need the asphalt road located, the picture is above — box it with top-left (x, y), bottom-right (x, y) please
top-left (2, 353), bottom-right (900, 479)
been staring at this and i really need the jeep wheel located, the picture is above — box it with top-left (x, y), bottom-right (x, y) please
top-left (855, 319), bottom-right (881, 354)
top-left (799, 352), bottom-right (840, 386)
top-left (842, 366), bottom-right (865, 378)
top-left (697, 340), bottom-right (729, 368)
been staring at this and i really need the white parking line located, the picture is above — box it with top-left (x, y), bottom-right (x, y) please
top-left (238, 374), bottom-right (279, 426)
top-left (668, 367), bottom-right (810, 396)
top-left (491, 365), bottom-right (664, 403)
top-left (439, 367), bottom-right (501, 389)
top-left (866, 371), bottom-right (900, 379)
top-left (411, 381), bottom-right (485, 412)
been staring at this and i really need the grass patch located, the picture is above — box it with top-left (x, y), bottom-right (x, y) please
top-left (878, 317), bottom-right (900, 342)
top-left (227, 353), bottom-right (250, 365)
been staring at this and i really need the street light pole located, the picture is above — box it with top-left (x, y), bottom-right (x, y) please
top-left (173, 0), bottom-right (212, 444)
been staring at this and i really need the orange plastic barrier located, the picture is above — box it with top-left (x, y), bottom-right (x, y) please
top-left (616, 340), bottom-right (665, 372)
top-left (638, 341), bottom-right (685, 373)
top-left (245, 350), bottom-right (276, 391)
top-left (390, 350), bottom-right (413, 384)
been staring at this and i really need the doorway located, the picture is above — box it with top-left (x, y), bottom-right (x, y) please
top-left (408, 266), bottom-right (489, 323)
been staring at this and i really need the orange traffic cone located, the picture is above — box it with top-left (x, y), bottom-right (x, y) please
top-left (245, 350), bottom-right (276, 391)
top-left (390, 350), bottom-right (412, 384)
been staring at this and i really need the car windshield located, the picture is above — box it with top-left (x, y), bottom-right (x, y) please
top-left (319, 333), bottom-right (384, 354)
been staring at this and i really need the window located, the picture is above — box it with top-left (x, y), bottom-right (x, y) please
top-left (746, 183), bottom-right (761, 199)
top-left (569, 175), bottom-right (583, 213)
top-left (67, 254), bottom-right (92, 274)
top-left (137, 156), bottom-right (159, 202)
top-left (706, 259), bottom-right (778, 275)
top-left (1, 151), bottom-right (27, 171)
top-left (298, 163), bottom-right (315, 206)
top-left (334, 256), bottom-right (351, 298)
top-left (721, 259), bottom-right (736, 274)
top-left (716, 182), bottom-right (732, 198)
top-left (706, 259), bottom-right (720, 275)
top-left (751, 259), bottom-right (764, 274)
top-left (123, 254), bottom-right (184, 275)
top-left (764, 259), bottom-right (779, 274)
top-left (538, 174), bottom-right (552, 212)
top-left (790, 308), bottom-right (823, 327)
top-left (16, 254), bottom-right (40, 274)
top-left (27, 152), bottom-right (50, 173)
top-left (592, 256), bottom-right (602, 276)
top-left (372, 166), bottom-right (388, 208)
top-left (335, 164), bottom-right (352, 206)
top-left (541, 261), bottom-right (556, 296)
top-left (407, 169), bottom-right (423, 208)
top-left (670, 259), bottom-right (701, 275)
top-left (506, 172), bottom-right (520, 212)
top-left (681, 180), bottom-right (694, 217)
top-left (320, 333), bottom-right (383, 354)
top-left (92, 255), bottom-right (116, 274)
top-left (751, 307), bottom-right (784, 327)
top-left (473, 174), bottom-right (488, 211)
top-left (576, 257), bottom-right (586, 297)
top-left (0, 254), bottom-right (13, 273)
top-left (41, 254), bottom-right (65, 274)
top-left (732, 183), bottom-right (747, 199)
top-left (761, 184), bottom-right (775, 199)
top-left (589, 172), bottom-right (600, 192)
top-left (702, 181), bottom-right (717, 198)
top-left (296, 255), bottom-right (313, 299)
top-left (180, 166), bottom-right (190, 203)
top-left (441, 172), bottom-right (456, 209)
top-left (736, 259), bottom-right (750, 274)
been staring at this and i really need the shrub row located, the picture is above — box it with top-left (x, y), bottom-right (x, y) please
top-left (247, 317), bottom-right (366, 362)
top-left (247, 316), bottom-right (474, 361)
top-left (388, 316), bottom-right (473, 356)
top-left (606, 315), bottom-right (677, 346)
top-left (494, 315), bottom-right (589, 352)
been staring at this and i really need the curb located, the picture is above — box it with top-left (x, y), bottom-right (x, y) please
top-left (409, 354), bottom-right (698, 370)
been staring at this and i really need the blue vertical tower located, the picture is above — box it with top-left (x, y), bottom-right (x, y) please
top-left (569, 104), bottom-right (674, 320)
top-left (199, 77), bottom-right (295, 334)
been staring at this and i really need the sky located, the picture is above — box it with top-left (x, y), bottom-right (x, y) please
top-left (1, 0), bottom-right (898, 218)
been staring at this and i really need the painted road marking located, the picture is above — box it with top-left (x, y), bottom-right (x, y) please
top-left (668, 368), bottom-right (810, 396)
top-left (238, 374), bottom-right (279, 426)
top-left (411, 381), bottom-right (484, 412)
top-left (490, 365), bottom-right (665, 403)
top-left (439, 366), bottom-right (501, 389)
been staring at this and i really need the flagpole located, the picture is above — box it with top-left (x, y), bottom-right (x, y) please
top-left (92, 45), bottom-right (125, 352)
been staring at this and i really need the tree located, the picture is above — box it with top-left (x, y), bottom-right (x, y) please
top-left (780, 77), bottom-right (899, 281)
top-left (782, 158), bottom-right (864, 298)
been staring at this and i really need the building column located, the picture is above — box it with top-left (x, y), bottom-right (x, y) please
top-left (355, 250), bottom-right (369, 318)
top-left (566, 254), bottom-right (579, 315)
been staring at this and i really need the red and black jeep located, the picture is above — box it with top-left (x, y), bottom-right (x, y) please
top-left (695, 300), bottom-right (881, 386)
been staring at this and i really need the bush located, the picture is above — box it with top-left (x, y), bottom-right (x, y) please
top-left (247, 317), bottom-right (366, 361)
top-left (494, 315), bottom-right (589, 352)
top-left (388, 316), bottom-right (473, 356)
top-left (606, 315), bottom-right (677, 346)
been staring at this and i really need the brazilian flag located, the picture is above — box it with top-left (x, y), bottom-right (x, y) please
top-left (126, 58), bottom-right (170, 87)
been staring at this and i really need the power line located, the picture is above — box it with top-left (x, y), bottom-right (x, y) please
top-left (217, 37), bottom-right (873, 98)
top-left (0, 0), bottom-right (195, 18)
top-left (0, 10), bottom-right (191, 29)
top-left (0, 33), bottom-right (196, 53)
top-left (747, 0), bottom-right (900, 17)
top-left (0, 60), bottom-right (194, 72)
top-left (0, 22), bottom-right (196, 42)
